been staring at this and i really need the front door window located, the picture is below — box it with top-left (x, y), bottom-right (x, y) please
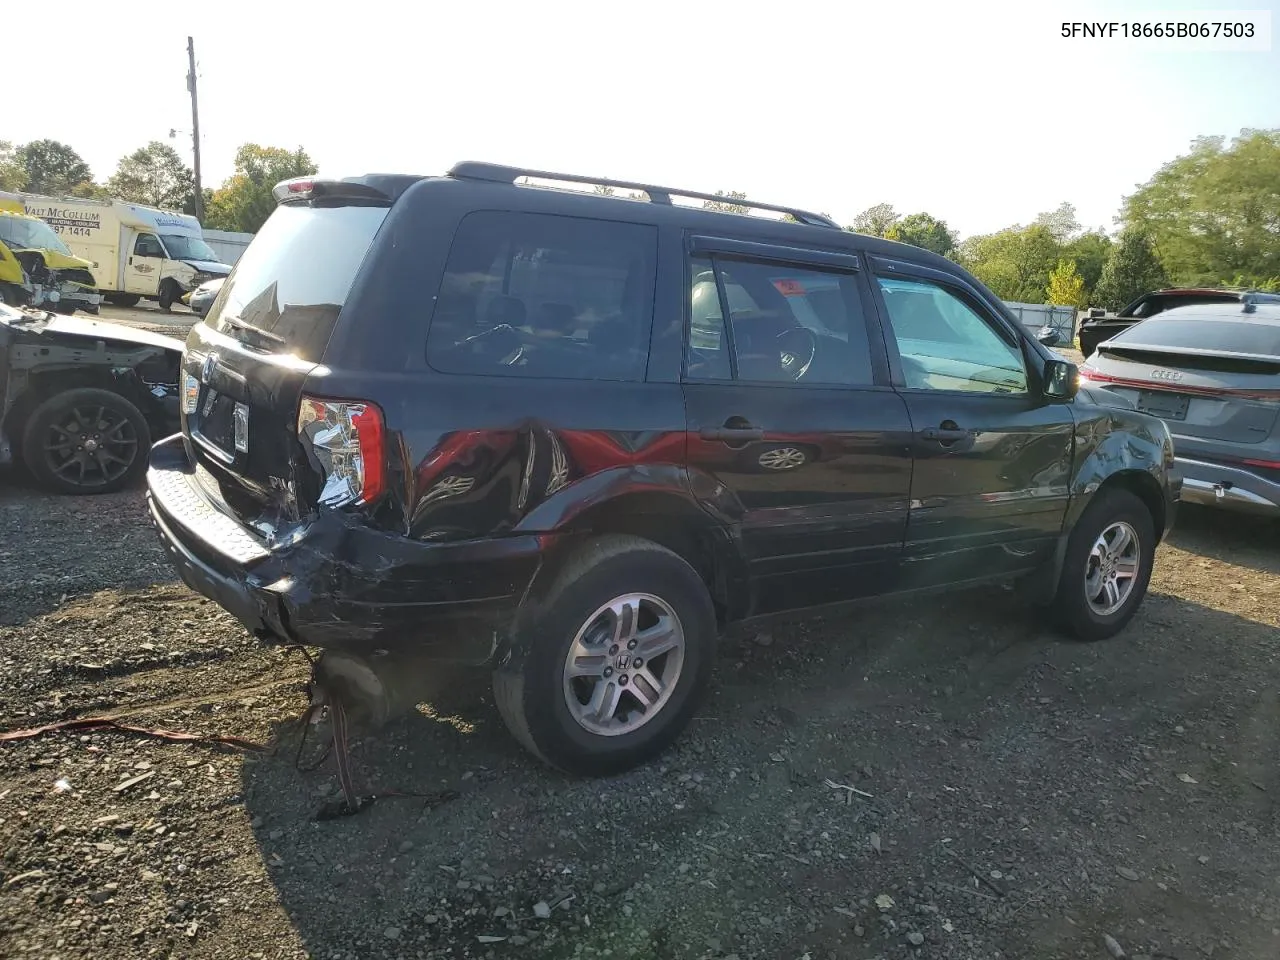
top-left (876, 277), bottom-right (1027, 394)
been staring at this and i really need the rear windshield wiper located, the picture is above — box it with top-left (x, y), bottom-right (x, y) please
top-left (220, 315), bottom-right (286, 347)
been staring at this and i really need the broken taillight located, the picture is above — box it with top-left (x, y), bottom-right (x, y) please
top-left (297, 396), bottom-right (386, 507)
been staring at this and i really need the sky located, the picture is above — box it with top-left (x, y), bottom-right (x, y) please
top-left (8, 0), bottom-right (1277, 239)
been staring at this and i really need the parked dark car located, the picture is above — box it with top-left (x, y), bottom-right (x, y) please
top-left (1, 304), bottom-right (181, 493)
top-left (1078, 288), bottom-right (1280, 358)
top-left (145, 163), bottom-right (1180, 775)
top-left (1080, 299), bottom-right (1280, 516)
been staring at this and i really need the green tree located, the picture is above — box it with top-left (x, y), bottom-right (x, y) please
top-left (1121, 129), bottom-right (1280, 285)
top-left (959, 223), bottom-right (1062, 303)
top-left (848, 202), bottom-right (898, 236)
top-left (17, 139), bottom-right (93, 195)
top-left (1033, 202), bottom-right (1082, 243)
top-left (0, 141), bottom-right (25, 190)
top-left (184, 187), bottom-right (214, 218)
top-left (68, 182), bottom-right (110, 199)
top-left (1093, 229), bottom-right (1168, 311)
top-left (205, 144), bottom-right (318, 232)
top-left (702, 190), bottom-right (750, 215)
top-left (1046, 258), bottom-right (1086, 308)
top-left (106, 141), bottom-right (195, 209)
top-left (884, 212), bottom-right (957, 257)
top-left (1064, 230), bottom-right (1112, 299)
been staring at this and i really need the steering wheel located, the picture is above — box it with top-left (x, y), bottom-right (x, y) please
top-left (776, 326), bottom-right (818, 381)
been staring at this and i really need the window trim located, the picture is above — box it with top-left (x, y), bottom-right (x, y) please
top-left (681, 245), bottom-right (887, 390)
top-left (689, 235), bottom-right (860, 274)
top-left (869, 260), bottom-right (1033, 398)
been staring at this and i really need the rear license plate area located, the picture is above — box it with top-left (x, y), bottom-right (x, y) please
top-left (1136, 390), bottom-right (1189, 421)
top-left (195, 390), bottom-right (240, 457)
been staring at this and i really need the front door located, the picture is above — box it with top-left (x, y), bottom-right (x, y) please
top-left (681, 239), bottom-right (914, 615)
top-left (868, 259), bottom-right (1075, 587)
top-left (124, 232), bottom-right (165, 295)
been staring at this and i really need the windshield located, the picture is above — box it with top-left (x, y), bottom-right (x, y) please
top-left (206, 204), bottom-right (388, 361)
top-left (160, 234), bottom-right (219, 262)
top-left (0, 215), bottom-right (74, 256)
top-left (160, 234), bottom-right (220, 261)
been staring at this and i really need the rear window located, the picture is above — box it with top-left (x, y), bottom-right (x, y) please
top-left (1113, 317), bottom-right (1280, 356)
top-left (425, 211), bottom-right (657, 381)
top-left (204, 205), bottom-right (388, 361)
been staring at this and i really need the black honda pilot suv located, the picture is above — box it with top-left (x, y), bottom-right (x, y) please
top-left (146, 162), bottom-right (1180, 775)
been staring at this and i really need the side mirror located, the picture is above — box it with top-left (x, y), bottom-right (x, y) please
top-left (1044, 358), bottom-right (1078, 401)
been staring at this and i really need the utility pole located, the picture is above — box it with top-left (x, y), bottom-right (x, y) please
top-left (186, 36), bottom-right (204, 222)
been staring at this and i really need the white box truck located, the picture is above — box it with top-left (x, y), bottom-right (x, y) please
top-left (18, 195), bottom-right (231, 311)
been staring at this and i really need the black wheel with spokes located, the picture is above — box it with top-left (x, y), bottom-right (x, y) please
top-left (21, 388), bottom-right (150, 494)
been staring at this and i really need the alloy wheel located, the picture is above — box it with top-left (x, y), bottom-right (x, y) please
top-left (42, 404), bottom-right (139, 489)
top-left (1084, 520), bottom-right (1141, 616)
top-left (562, 593), bottom-right (686, 737)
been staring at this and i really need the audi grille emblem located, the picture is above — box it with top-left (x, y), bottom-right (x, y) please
top-left (201, 353), bottom-right (218, 383)
top-left (1150, 368), bottom-right (1182, 382)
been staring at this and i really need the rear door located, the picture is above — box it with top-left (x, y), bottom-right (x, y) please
top-left (182, 199), bottom-right (393, 532)
top-left (869, 258), bottom-right (1074, 586)
top-left (680, 237), bottom-right (913, 614)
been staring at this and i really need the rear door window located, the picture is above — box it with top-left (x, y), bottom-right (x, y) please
top-left (425, 212), bottom-right (657, 381)
top-left (204, 205), bottom-right (389, 362)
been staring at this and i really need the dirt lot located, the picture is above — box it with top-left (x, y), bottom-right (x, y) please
top-left (94, 301), bottom-right (199, 337)
top-left (2, 346), bottom-right (1279, 959)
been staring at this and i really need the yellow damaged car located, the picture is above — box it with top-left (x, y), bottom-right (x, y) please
top-left (0, 195), bottom-right (103, 313)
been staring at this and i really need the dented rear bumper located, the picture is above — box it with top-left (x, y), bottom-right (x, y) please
top-left (145, 435), bottom-right (543, 662)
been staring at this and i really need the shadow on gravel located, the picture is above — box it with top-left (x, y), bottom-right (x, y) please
top-left (0, 482), bottom-right (177, 626)
top-left (1168, 503), bottom-right (1279, 576)
top-left (238, 587), bottom-right (1280, 960)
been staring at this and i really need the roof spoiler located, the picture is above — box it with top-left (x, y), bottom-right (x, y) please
top-left (272, 177), bottom-right (394, 206)
top-left (446, 161), bottom-right (841, 229)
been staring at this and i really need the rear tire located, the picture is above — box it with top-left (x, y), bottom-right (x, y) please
top-left (106, 293), bottom-right (141, 308)
top-left (21, 387), bottom-right (151, 495)
top-left (493, 535), bottom-right (717, 775)
top-left (1048, 487), bottom-right (1155, 641)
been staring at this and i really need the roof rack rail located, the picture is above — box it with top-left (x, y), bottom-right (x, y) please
top-left (447, 161), bottom-right (841, 229)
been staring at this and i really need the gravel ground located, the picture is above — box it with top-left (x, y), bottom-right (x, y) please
top-left (2, 356), bottom-right (1280, 959)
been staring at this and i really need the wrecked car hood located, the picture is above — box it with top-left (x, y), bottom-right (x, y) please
top-left (0, 303), bottom-right (184, 353)
top-left (10, 247), bottom-right (96, 272)
top-left (182, 259), bottom-right (232, 276)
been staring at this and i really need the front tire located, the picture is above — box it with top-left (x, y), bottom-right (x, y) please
top-left (157, 281), bottom-right (178, 312)
top-left (493, 535), bottom-right (717, 775)
top-left (1049, 487), bottom-right (1155, 641)
top-left (21, 387), bottom-right (151, 495)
